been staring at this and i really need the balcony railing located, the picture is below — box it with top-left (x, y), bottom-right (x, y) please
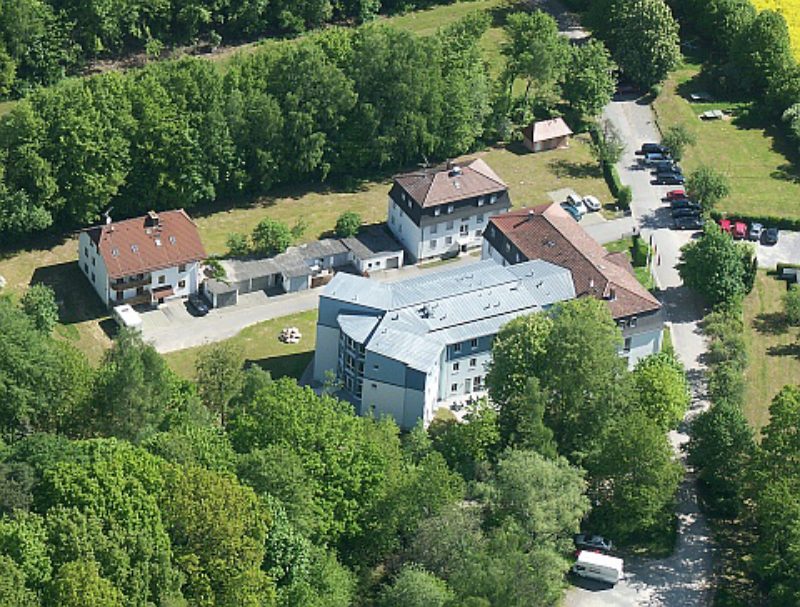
top-left (110, 275), bottom-right (151, 291)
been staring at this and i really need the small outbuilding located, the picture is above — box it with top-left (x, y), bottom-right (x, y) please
top-left (522, 117), bottom-right (573, 153)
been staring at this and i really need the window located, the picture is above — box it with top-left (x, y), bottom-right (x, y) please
top-left (623, 337), bottom-right (632, 353)
top-left (178, 280), bottom-right (186, 288)
top-left (91, 272), bottom-right (95, 283)
top-left (477, 196), bottom-right (485, 206)
top-left (390, 216), bottom-right (395, 225)
top-left (470, 358), bottom-right (477, 368)
top-left (453, 362), bottom-right (460, 372)
top-left (477, 213), bottom-right (484, 224)
top-left (84, 263), bottom-right (89, 273)
top-left (475, 229), bottom-right (482, 237)
top-left (490, 194), bottom-right (497, 204)
top-left (116, 291), bottom-right (123, 301)
top-left (490, 226), bottom-right (496, 237)
top-left (179, 264), bottom-right (186, 273)
top-left (92, 257), bottom-right (95, 266)
top-left (474, 375), bottom-right (483, 390)
top-left (505, 242), bottom-right (511, 252)
top-left (84, 247), bottom-right (88, 257)
top-left (630, 316), bottom-right (638, 328)
top-left (446, 221), bottom-right (454, 230)
top-left (470, 338), bottom-right (478, 348)
top-left (454, 343), bottom-right (462, 353)
top-left (158, 275), bottom-right (166, 284)
top-left (445, 236), bottom-right (453, 245)
top-left (434, 207), bottom-right (441, 216)
top-left (430, 223), bottom-right (438, 235)
top-left (447, 205), bottom-right (454, 214)
top-left (451, 383), bottom-right (458, 393)
top-left (430, 239), bottom-right (437, 249)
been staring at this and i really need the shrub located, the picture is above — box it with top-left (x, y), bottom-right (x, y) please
top-left (226, 233), bottom-right (250, 257)
top-left (617, 184), bottom-right (632, 209)
top-left (784, 285), bottom-right (800, 325)
top-left (335, 212), bottom-right (362, 238)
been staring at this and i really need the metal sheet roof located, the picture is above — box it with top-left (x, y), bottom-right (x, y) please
top-left (367, 328), bottom-right (444, 372)
top-left (338, 314), bottom-right (380, 343)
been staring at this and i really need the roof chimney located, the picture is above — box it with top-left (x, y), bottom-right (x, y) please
top-left (146, 210), bottom-right (160, 227)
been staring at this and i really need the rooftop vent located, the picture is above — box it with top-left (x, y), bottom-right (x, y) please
top-left (131, 244), bottom-right (139, 253)
top-left (111, 248), bottom-right (120, 257)
top-left (169, 235), bottom-right (176, 245)
top-left (449, 165), bottom-right (463, 177)
top-left (155, 238), bottom-right (162, 247)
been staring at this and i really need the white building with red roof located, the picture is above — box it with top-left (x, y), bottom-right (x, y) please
top-left (78, 209), bottom-right (207, 307)
top-left (483, 203), bottom-right (664, 366)
top-left (387, 158), bottom-right (511, 263)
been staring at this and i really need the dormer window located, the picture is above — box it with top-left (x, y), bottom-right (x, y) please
top-left (447, 205), bottom-right (454, 214)
top-left (490, 194), bottom-right (497, 204)
top-left (434, 207), bottom-right (441, 216)
top-left (630, 316), bottom-right (638, 327)
top-left (478, 196), bottom-right (485, 206)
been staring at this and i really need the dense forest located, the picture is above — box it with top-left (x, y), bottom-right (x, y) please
top-left (0, 9), bottom-right (618, 242)
top-left (0, 288), bottom-right (689, 606)
top-left (0, 0), bottom-right (456, 94)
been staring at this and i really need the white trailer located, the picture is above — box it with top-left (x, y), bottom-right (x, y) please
top-left (112, 304), bottom-right (143, 333)
top-left (572, 550), bottom-right (624, 585)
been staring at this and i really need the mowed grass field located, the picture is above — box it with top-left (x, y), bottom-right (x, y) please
top-left (653, 59), bottom-right (800, 220)
top-left (164, 309), bottom-right (318, 380)
top-left (742, 272), bottom-right (800, 432)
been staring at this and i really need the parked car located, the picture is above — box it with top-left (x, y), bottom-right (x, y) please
top-left (188, 293), bottom-right (209, 316)
top-left (672, 207), bottom-right (701, 219)
top-left (560, 202), bottom-right (582, 221)
top-left (654, 172), bottom-right (685, 185)
top-left (572, 551), bottom-right (624, 586)
top-left (652, 161), bottom-right (681, 174)
top-left (749, 222), bottom-right (764, 241)
top-left (665, 189), bottom-right (686, 201)
top-left (719, 219), bottom-right (733, 234)
top-left (582, 195), bottom-right (602, 212)
top-left (565, 193), bottom-right (587, 216)
top-left (643, 152), bottom-right (671, 165)
top-left (763, 227), bottom-right (780, 245)
top-left (638, 143), bottom-right (668, 155)
top-left (574, 534), bottom-right (614, 553)
top-left (733, 221), bottom-right (748, 239)
top-left (671, 198), bottom-right (701, 210)
top-left (674, 215), bottom-right (705, 230)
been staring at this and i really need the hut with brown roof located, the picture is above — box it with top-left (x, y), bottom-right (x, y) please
top-left (521, 117), bottom-right (573, 153)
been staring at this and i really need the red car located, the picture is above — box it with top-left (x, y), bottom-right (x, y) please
top-left (733, 221), bottom-right (748, 239)
top-left (719, 219), bottom-right (732, 234)
top-left (665, 189), bottom-right (686, 201)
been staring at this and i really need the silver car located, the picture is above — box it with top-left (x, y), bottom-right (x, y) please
top-left (748, 222), bottom-right (764, 241)
top-left (582, 195), bottom-right (601, 212)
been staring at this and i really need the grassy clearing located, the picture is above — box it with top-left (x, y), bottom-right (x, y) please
top-left (198, 137), bottom-right (612, 255)
top-left (653, 58), bottom-right (800, 220)
top-left (165, 309), bottom-right (318, 380)
top-left (742, 271), bottom-right (800, 432)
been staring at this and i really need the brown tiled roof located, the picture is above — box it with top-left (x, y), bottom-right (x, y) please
top-left (522, 117), bottom-right (573, 143)
top-left (394, 158), bottom-right (507, 208)
top-left (85, 209), bottom-right (206, 279)
top-left (489, 203), bottom-right (661, 319)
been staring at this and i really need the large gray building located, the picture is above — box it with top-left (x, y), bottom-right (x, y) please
top-left (313, 259), bottom-right (575, 429)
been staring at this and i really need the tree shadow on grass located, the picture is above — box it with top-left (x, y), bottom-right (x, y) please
top-left (751, 312), bottom-right (789, 336)
top-left (30, 260), bottom-right (108, 324)
top-left (247, 351), bottom-right (314, 381)
top-left (767, 342), bottom-right (800, 359)
top-left (547, 158), bottom-right (602, 180)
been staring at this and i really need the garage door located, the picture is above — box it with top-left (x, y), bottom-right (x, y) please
top-left (215, 290), bottom-right (238, 308)
top-left (386, 256), bottom-right (400, 269)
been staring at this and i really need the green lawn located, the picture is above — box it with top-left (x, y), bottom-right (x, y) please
top-left (603, 236), bottom-right (655, 290)
top-left (653, 58), bottom-right (800, 220)
top-left (164, 309), bottom-right (318, 380)
top-left (742, 271), bottom-right (800, 432)
top-left (198, 136), bottom-right (612, 255)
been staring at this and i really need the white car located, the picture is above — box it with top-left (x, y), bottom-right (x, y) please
top-left (565, 193), bottom-right (587, 216)
top-left (582, 195), bottom-right (601, 212)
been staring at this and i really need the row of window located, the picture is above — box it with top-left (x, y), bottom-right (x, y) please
top-left (454, 338), bottom-right (479, 353)
top-left (432, 194), bottom-right (498, 216)
top-left (452, 357), bottom-right (481, 373)
top-left (429, 215), bottom-right (486, 236)
top-left (450, 375), bottom-right (484, 394)
top-left (429, 230), bottom-right (482, 250)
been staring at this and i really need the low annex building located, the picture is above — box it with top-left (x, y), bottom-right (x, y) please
top-left (521, 117), bottom-right (573, 153)
top-left (387, 158), bottom-right (511, 263)
top-left (79, 210), bottom-right (206, 307)
top-left (482, 203), bottom-right (664, 366)
top-left (313, 259), bottom-right (575, 429)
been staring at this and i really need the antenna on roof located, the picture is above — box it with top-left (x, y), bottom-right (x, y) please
top-left (419, 153), bottom-right (430, 169)
top-left (102, 207), bottom-right (114, 225)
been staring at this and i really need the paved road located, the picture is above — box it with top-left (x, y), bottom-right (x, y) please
top-left (142, 253), bottom-right (483, 353)
top-left (565, 95), bottom-right (714, 607)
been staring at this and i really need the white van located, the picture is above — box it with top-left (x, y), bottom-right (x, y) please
top-left (112, 304), bottom-right (143, 333)
top-left (572, 550), bottom-right (624, 585)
